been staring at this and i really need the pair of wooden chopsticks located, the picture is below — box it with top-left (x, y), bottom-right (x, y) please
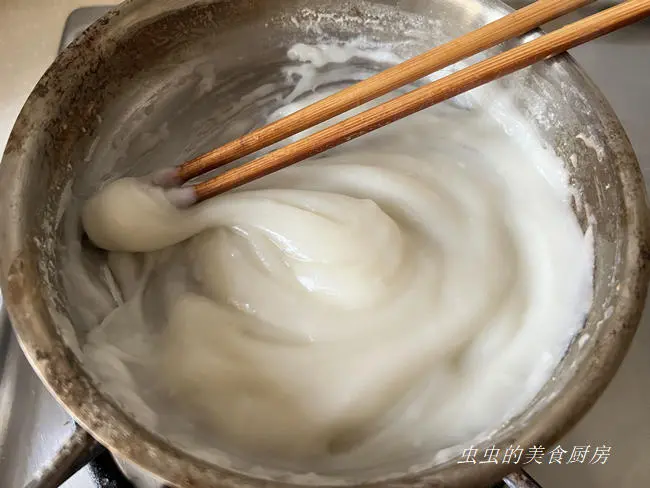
top-left (166, 0), bottom-right (650, 204)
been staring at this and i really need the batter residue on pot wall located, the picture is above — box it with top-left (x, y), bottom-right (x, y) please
top-left (62, 40), bottom-right (594, 476)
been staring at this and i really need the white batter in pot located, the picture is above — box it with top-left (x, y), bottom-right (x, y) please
top-left (77, 42), bottom-right (593, 472)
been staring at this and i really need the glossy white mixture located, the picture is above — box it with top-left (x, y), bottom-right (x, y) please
top-left (80, 43), bottom-right (593, 471)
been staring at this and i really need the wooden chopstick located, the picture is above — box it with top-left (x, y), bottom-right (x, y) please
top-left (175, 0), bottom-right (593, 184)
top-left (188, 0), bottom-right (650, 203)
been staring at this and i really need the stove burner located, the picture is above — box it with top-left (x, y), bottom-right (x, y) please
top-left (89, 452), bottom-right (137, 488)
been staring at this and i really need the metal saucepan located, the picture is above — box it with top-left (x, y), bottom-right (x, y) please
top-left (1, 0), bottom-right (648, 487)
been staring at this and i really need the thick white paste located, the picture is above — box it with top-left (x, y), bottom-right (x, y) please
top-left (79, 43), bottom-right (593, 471)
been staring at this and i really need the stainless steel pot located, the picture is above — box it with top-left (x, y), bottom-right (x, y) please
top-left (1, 0), bottom-right (648, 487)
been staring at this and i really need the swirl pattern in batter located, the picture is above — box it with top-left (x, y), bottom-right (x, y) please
top-left (79, 48), bottom-right (593, 472)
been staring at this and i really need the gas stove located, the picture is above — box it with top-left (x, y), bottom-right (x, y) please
top-left (0, 3), bottom-right (648, 488)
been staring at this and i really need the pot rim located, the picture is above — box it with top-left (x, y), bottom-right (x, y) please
top-left (0, 1), bottom-right (648, 487)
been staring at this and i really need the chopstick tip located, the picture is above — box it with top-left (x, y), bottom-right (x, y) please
top-left (151, 168), bottom-right (182, 188)
top-left (165, 186), bottom-right (197, 209)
